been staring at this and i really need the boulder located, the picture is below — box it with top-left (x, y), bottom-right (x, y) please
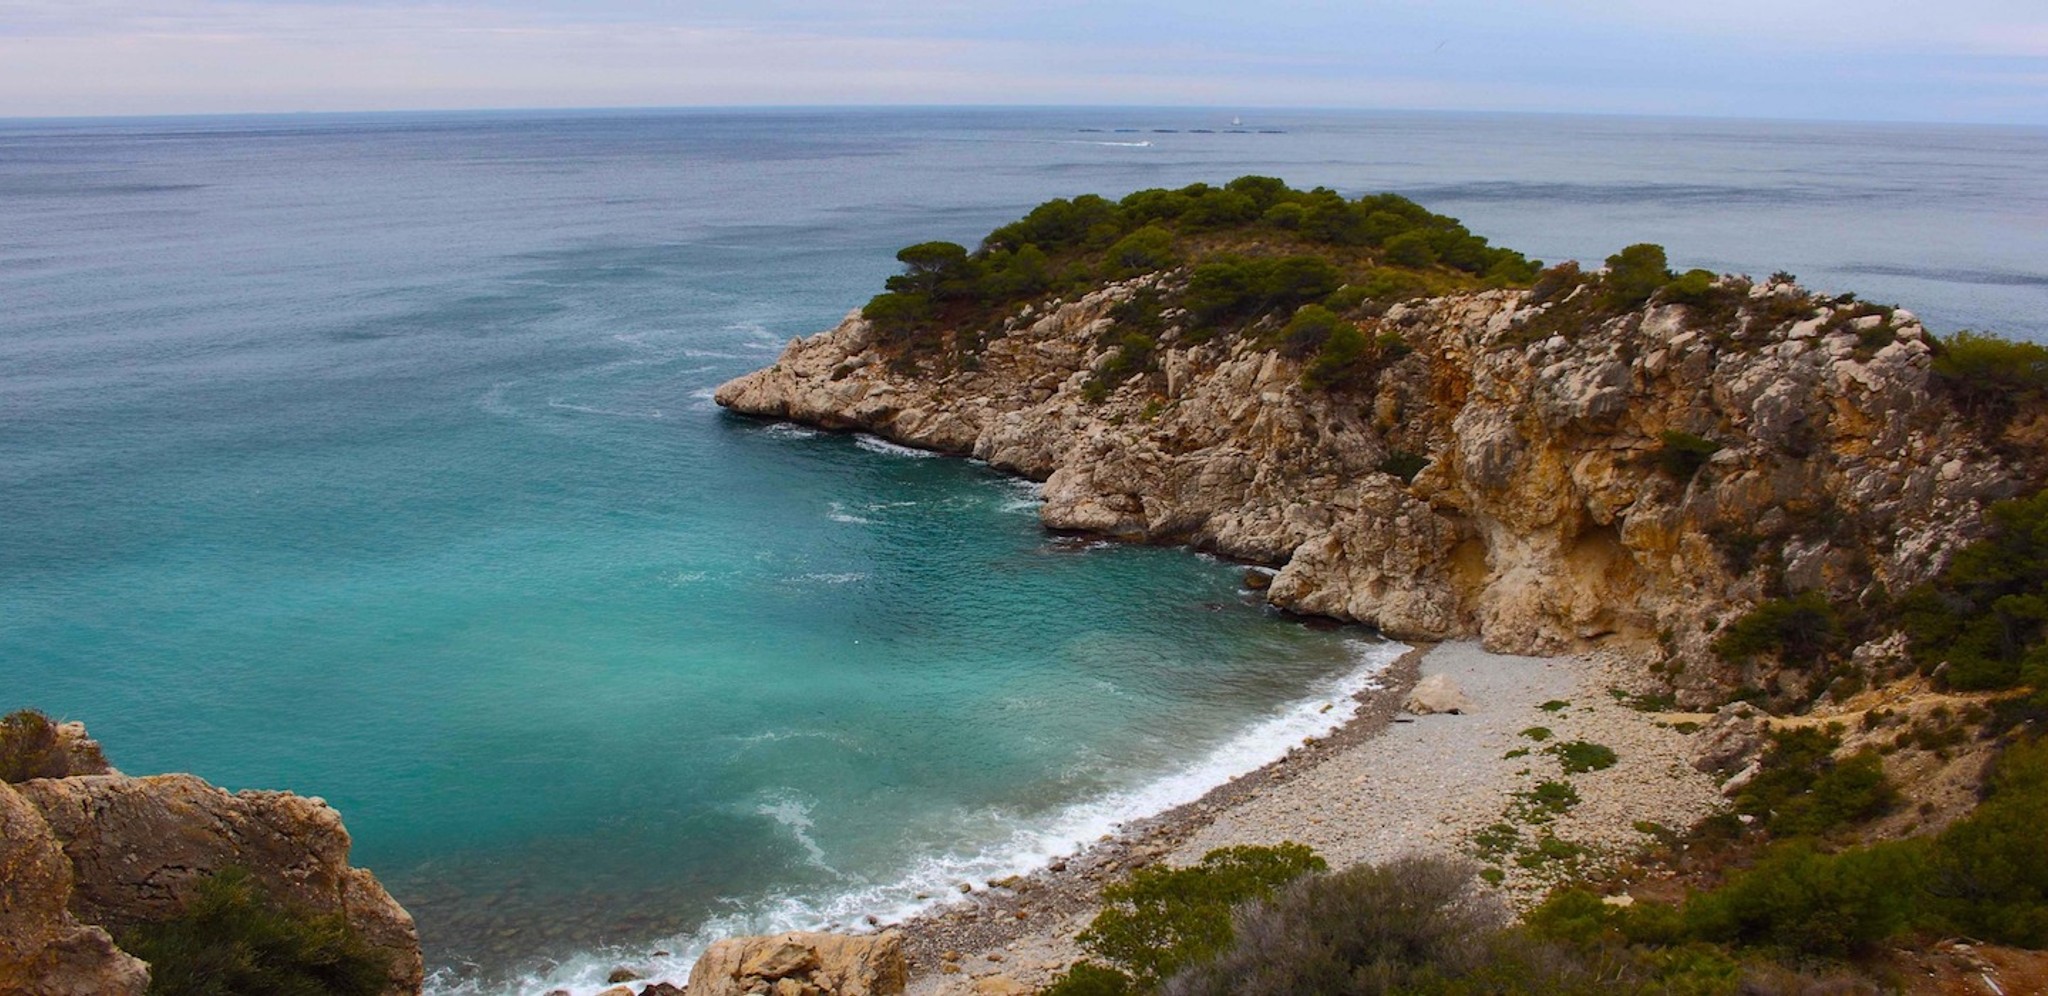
top-left (1404, 673), bottom-right (1475, 715)
top-left (686, 931), bottom-right (905, 996)
top-left (1690, 703), bottom-right (1766, 777)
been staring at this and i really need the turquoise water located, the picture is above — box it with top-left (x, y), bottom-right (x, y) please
top-left (3, 108), bottom-right (2045, 993)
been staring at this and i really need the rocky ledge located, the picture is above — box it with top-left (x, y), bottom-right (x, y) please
top-left (0, 718), bottom-right (423, 996)
top-left (717, 273), bottom-right (2045, 706)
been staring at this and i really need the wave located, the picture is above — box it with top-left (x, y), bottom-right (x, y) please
top-left (853, 434), bottom-right (938, 459)
top-left (545, 399), bottom-right (664, 420)
top-left (444, 639), bottom-right (1404, 996)
top-left (762, 422), bottom-right (820, 439)
top-left (826, 502), bottom-right (872, 524)
top-left (790, 572), bottom-right (869, 585)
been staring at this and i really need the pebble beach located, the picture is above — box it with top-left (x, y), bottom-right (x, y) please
top-left (899, 641), bottom-right (1725, 995)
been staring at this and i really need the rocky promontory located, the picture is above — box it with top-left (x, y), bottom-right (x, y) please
top-left (0, 714), bottom-right (423, 996)
top-left (719, 261), bottom-right (2043, 707)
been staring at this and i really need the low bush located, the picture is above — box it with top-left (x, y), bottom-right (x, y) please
top-left (117, 868), bottom-right (391, 996)
top-left (0, 709), bottom-right (104, 783)
top-left (1063, 843), bottom-right (1325, 989)
top-left (1711, 591), bottom-right (1841, 664)
top-left (1655, 430), bottom-right (1723, 481)
top-left (1899, 487), bottom-right (2048, 692)
top-left (1161, 856), bottom-right (1504, 996)
top-left (1682, 838), bottom-right (1930, 959)
top-left (1931, 330), bottom-right (2048, 425)
top-left (1549, 740), bottom-right (1617, 774)
top-left (1732, 727), bottom-right (1896, 837)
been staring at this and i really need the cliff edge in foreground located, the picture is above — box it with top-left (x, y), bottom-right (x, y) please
top-left (0, 713), bottom-right (422, 996)
top-left (717, 181), bottom-right (2047, 708)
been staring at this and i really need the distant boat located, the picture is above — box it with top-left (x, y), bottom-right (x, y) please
top-left (1152, 129), bottom-right (1178, 133)
top-left (1189, 129), bottom-right (1216, 134)
top-left (1232, 116), bottom-right (1243, 126)
top-left (1113, 128), bottom-right (1140, 133)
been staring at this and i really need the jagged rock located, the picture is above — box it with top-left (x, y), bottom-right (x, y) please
top-left (0, 727), bottom-right (421, 996)
top-left (610, 966), bottom-right (648, 983)
top-left (1404, 674), bottom-right (1475, 715)
top-left (1691, 703), bottom-right (1767, 777)
top-left (0, 781), bottom-right (149, 996)
top-left (717, 275), bottom-right (2040, 706)
top-left (685, 931), bottom-right (905, 996)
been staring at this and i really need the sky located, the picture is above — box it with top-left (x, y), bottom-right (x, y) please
top-left (1, 0), bottom-right (2045, 123)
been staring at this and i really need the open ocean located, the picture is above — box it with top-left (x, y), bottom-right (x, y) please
top-left (3, 107), bottom-right (2045, 993)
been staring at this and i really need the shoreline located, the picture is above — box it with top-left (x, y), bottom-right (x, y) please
top-left (892, 643), bottom-right (1429, 990)
top-left (895, 641), bottom-right (1725, 995)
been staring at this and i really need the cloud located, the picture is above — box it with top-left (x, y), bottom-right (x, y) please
top-left (0, 0), bottom-right (2042, 121)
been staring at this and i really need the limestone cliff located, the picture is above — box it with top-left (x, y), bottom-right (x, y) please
top-left (717, 273), bottom-right (2042, 706)
top-left (0, 719), bottom-right (423, 995)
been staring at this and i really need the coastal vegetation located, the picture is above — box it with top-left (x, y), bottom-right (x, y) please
top-left (117, 868), bottom-right (392, 996)
top-left (0, 708), bottom-right (105, 782)
top-left (857, 177), bottom-right (1539, 389)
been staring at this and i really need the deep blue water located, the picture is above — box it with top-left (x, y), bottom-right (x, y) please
top-left (3, 107), bottom-right (2044, 993)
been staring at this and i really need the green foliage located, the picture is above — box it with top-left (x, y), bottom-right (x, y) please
top-left (1711, 591), bottom-right (1840, 663)
top-left (1931, 330), bottom-right (2048, 424)
top-left (1076, 843), bottom-right (1326, 988)
top-left (1549, 740), bottom-right (1618, 774)
top-left (1518, 780), bottom-right (1580, 818)
top-left (1041, 961), bottom-right (1135, 996)
top-left (1900, 488), bottom-right (2048, 691)
top-left (1682, 839), bottom-right (1930, 959)
top-left (1382, 230), bottom-right (1439, 268)
top-left (887, 241), bottom-right (970, 296)
top-left (1298, 321), bottom-right (1377, 392)
top-left (1520, 726), bottom-right (1553, 742)
top-left (1082, 331), bottom-right (1160, 402)
top-left (1604, 243), bottom-right (1672, 309)
top-left (1925, 734), bottom-right (2048, 945)
top-left (1183, 254), bottom-right (1346, 329)
top-left (1379, 449), bottom-right (1429, 484)
top-left (1540, 699), bottom-right (1570, 713)
top-left (1161, 856), bottom-right (1505, 996)
top-left (861, 291), bottom-right (930, 333)
top-left (1106, 225), bottom-right (1178, 276)
top-left (1272, 304), bottom-right (1347, 359)
top-left (1655, 430), bottom-right (1723, 481)
top-left (1, 709), bottom-right (94, 783)
top-left (1731, 728), bottom-right (1897, 837)
top-left (117, 868), bottom-right (390, 996)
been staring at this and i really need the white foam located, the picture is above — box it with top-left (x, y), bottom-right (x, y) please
top-left (853, 434), bottom-right (938, 459)
top-left (826, 502), bottom-right (872, 525)
top-left (763, 422), bottom-right (820, 439)
top-left (791, 572), bottom-right (868, 585)
top-left (545, 399), bottom-right (664, 420)
top-left (449, 639), bottom-right (1406, 996)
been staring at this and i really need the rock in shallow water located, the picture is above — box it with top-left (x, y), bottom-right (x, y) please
top-left (685, 930), bottom-right (905, 996)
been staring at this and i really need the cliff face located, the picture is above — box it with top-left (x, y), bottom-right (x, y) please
top-left (0, 723), bottom-right (422, 996)
top-left (717, 275), bottom-right (2040, 705)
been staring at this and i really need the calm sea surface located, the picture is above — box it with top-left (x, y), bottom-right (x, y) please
top-left (3, 108), bottom-right (2044, 993)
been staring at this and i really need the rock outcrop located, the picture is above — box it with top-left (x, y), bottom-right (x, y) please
top-left (718, 274), bottom-right (2042, 705)
top-left (0, 721), bottom-right (423, 995)
top-left (684, 930), bottom-right (907, 996)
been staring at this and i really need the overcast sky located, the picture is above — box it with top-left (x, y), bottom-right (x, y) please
top-left (3, 0), bottom-right (2044, 122)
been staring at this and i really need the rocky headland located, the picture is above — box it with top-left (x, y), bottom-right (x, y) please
top-left (717, 270), bottom-right (2044, 708)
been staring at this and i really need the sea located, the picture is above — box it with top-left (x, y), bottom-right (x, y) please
top-left (3, 107), bottom-right (2044, 994)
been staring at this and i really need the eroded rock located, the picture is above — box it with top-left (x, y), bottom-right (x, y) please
top-left (1405, 674), bottom-right (1476, 715)
top-left (685, 930), bottom-right (906, 996)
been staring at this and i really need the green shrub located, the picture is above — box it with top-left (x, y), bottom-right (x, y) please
top-left (1549, 740), bottom-right (1618, 774)
top-left (1379, 450), bottom-right (1429, 484)
top-left (1106, 226), bottom-right (1177, 276)
top-left (1655, 430), bottom-right (1723, 481)
top-left (117, 868), bottom-right (391, 996)
top-left (1076, 843), bottom-right (1326, 987)
top-left (1682, 838), bottom-right (1929, 959)
top-left (1520, 726), bottom-right (1553, 742)
top-left (1732, 728), bottom-right (1896, 837)
top-left (0, 709), bottom-right (104, 783)
top-left (860, 291), bottom-right (930, 333)
top-left (1900, 488), bottom-right (2048, 691)
top-left (1383, 230), bottom-right (1439, 268)
top-left (1711, 591), bottom-right (1840, 663)
top-left (1604, 243), bottom-right (1671, 309)
top-left (1273, 304), bottom-right (1346, 359)
top-left (1042, 960), bottom-right (1136, 996)
top-left (1931, 330), bottom-right (2048, 424)
top-left (1926, 734), bottom-right (2048, 945)
top-left (1161, 856), bottom-right (1504, 996)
